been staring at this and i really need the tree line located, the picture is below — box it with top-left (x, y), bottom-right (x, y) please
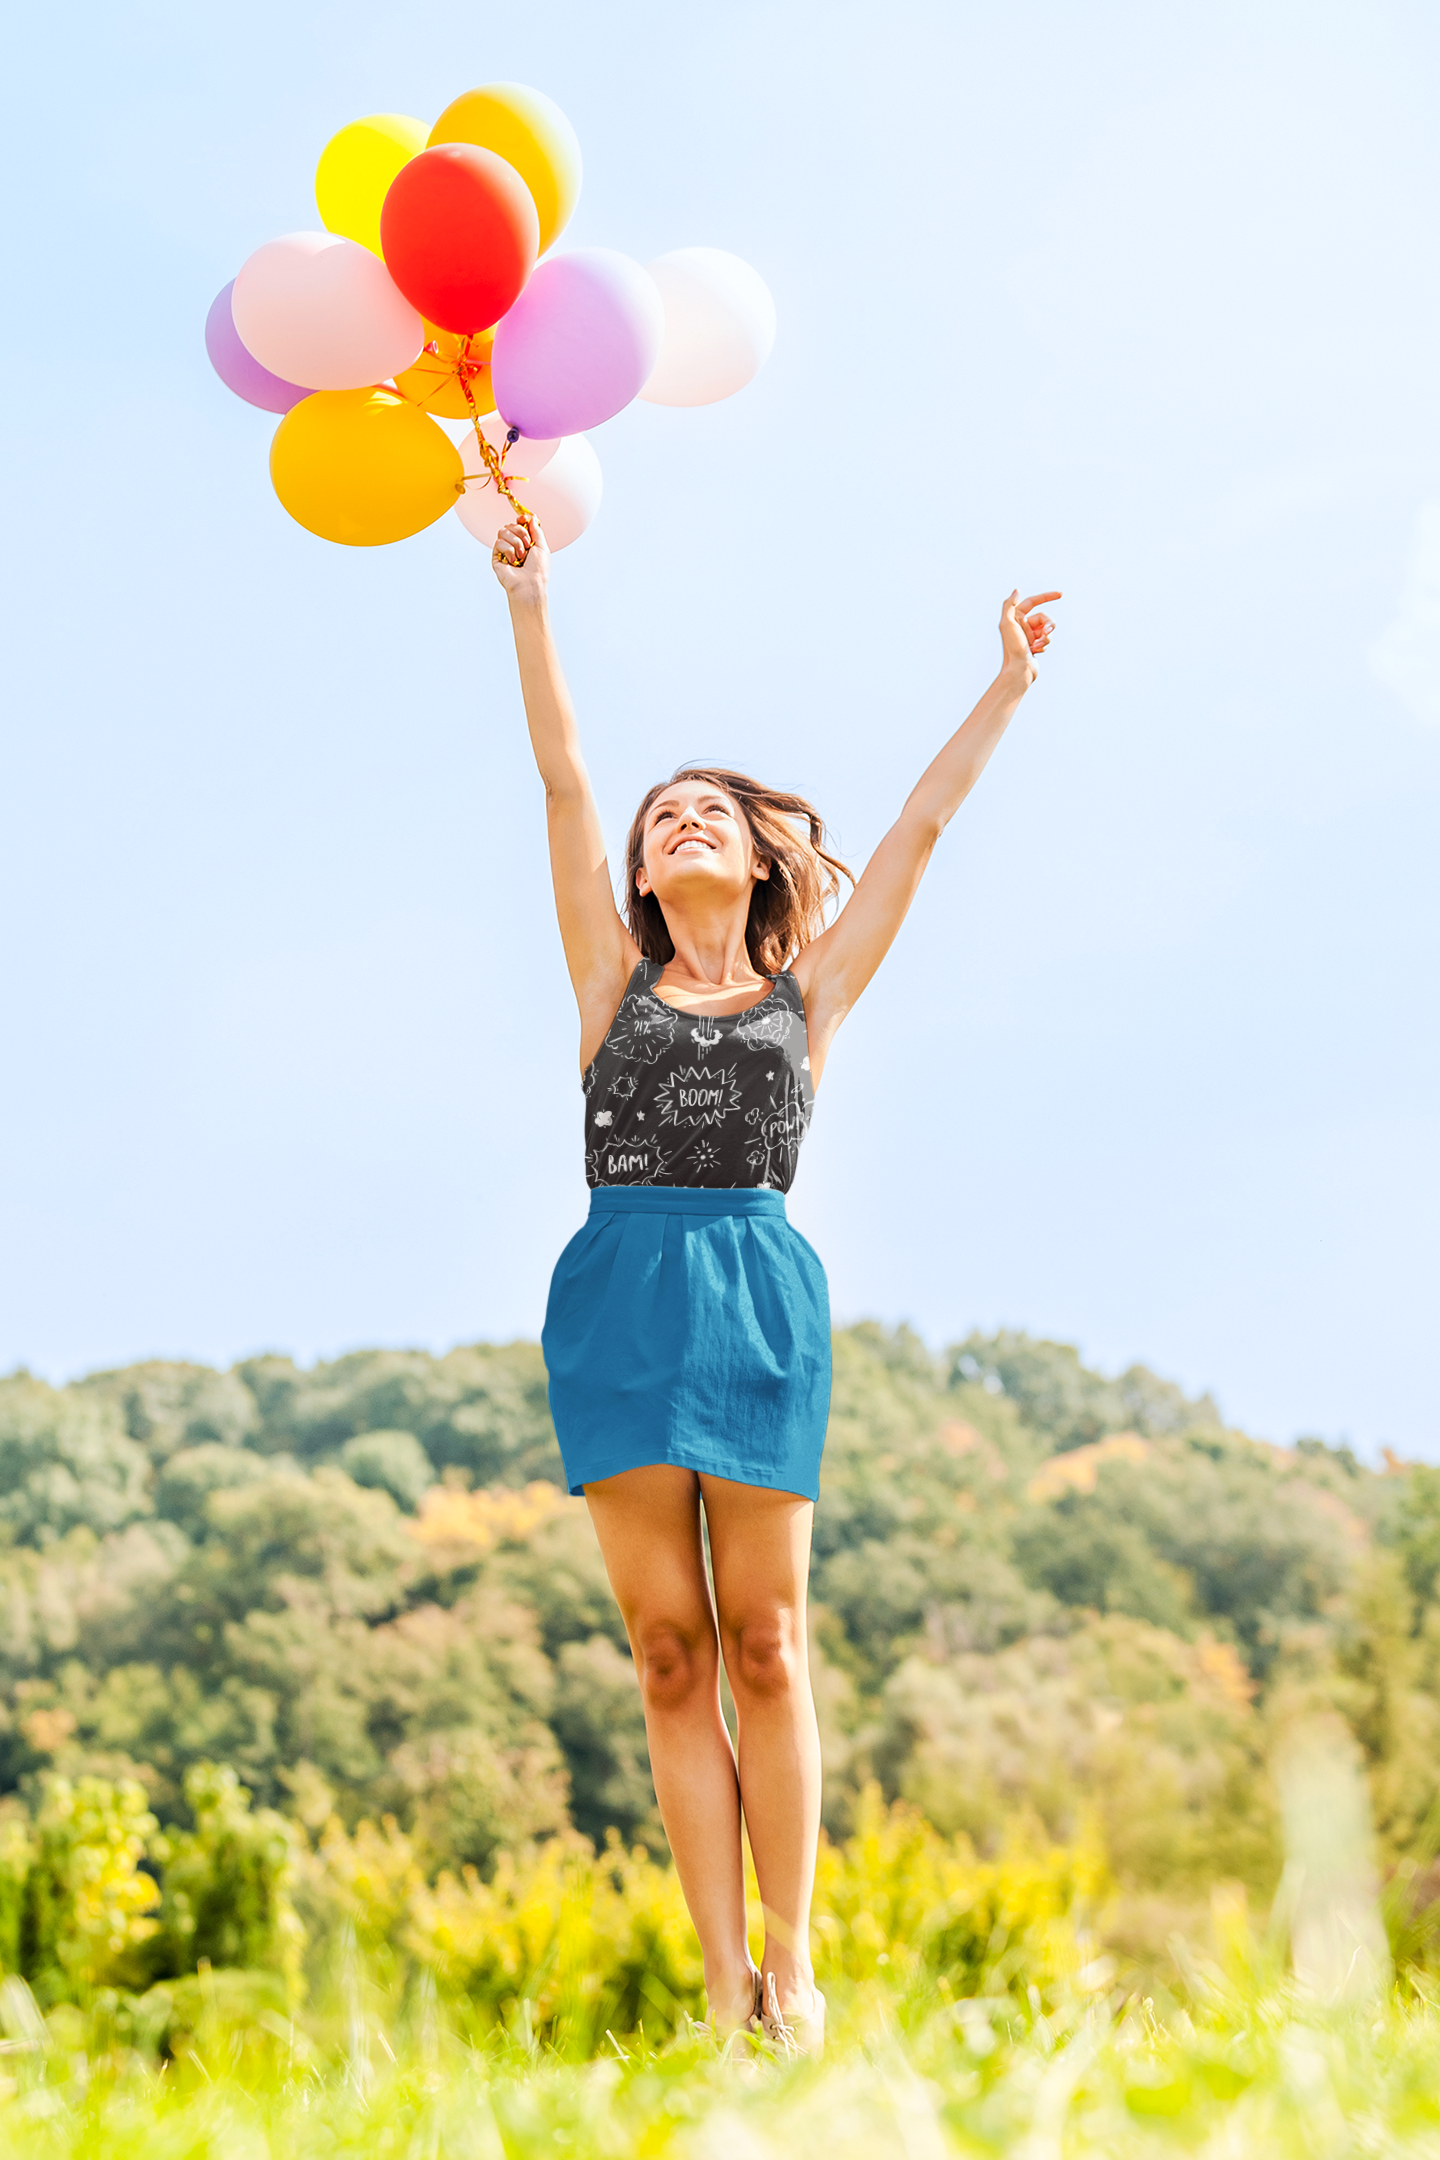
top-left (3, 1323), bottom-right (1438, 1943)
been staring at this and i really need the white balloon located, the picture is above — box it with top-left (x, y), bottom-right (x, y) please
top-left (456, 433), bottom-right (603, 552)
top-left (232, 232), bottom-right (423, 392)
top-left (460, 410), bottom-right (561, 484)
top-left (638, 248), bottom-right (777, 407)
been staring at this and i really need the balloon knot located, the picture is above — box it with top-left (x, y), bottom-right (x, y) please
top-left (469, 416), bottom-right (531, 522)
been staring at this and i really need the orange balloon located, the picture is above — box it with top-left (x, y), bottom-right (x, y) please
top-left (427, 83), bottom-right (581, 254)
top-left (393, 323), bottom-right (496, 419)
top-left (270, 389), bottom-right (463, 547)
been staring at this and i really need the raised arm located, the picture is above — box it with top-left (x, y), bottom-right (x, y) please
top-left (791, 590), bottom-right (1059, 1069)
top-left (493, 514), bottom-right (638, 1061)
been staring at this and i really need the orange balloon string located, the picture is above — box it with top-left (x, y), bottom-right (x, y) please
top-left (449, 335), bottom-right (531, 522)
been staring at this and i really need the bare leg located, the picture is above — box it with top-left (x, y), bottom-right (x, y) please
top-left (583, 1464), bottom-right (756, 2029)
top-left (701, 1476), bottom-right (821, 2020)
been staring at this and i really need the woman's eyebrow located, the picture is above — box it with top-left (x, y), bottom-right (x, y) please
top-left (649, 794), bottom-right (734, 819)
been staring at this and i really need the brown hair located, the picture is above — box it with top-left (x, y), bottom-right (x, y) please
top-left (623, 766), bottom-right (854, 977)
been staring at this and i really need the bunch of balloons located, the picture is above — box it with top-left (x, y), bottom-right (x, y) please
top-left (206, 84), bottom-right (777, 551)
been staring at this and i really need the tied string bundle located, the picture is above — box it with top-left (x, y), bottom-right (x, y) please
top-left (467, 413), bottom-right (531, 522)
top-left (424, 333), bottom-right (532, 522)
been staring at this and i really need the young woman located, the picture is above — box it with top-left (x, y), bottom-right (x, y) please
top-left (492, 510), bottom-right (1058, 2052)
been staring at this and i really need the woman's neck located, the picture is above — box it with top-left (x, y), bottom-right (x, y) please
top-left (649, 909), bottom-right (771, 1010)
top-left (659, 913), bottom-right (765, 992)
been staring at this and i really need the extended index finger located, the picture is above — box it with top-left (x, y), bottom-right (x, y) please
top-left (1018, 591), bottom-right (1062, 613)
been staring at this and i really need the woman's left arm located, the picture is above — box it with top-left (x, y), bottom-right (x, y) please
top-left (792, 589), bottom-right (1059, 1067)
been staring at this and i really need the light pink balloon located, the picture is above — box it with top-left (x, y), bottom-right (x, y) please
top-left (639, 249), bottom-right (777, 406)
top-left (490, 249), bottom-right (663, 437)
top-left (456, 434), bottom-right (602, 552)
top-left (232, 232), bottom-right (424, 392)
top-left (469, 409), bottom-right (560, 480)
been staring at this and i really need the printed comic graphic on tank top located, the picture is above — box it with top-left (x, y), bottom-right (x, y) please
top-left (582, 960), bottom-right (814, 1191)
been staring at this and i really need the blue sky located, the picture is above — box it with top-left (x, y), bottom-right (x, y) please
top-left (3, 0), bottom-right (1437, 1456)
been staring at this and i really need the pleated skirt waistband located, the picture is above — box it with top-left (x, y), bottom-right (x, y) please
top-left (585, 1185), bottom-right (787, 1218)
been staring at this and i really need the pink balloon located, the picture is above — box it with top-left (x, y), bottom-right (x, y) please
top-left (638, 249), bottom-right (777, 407)
top-left (490, 249), bottom-right (663, 439)
top-left (232, 232), bottom-right (423, 392)
top-left (456, 434), bottom-right (602, 552)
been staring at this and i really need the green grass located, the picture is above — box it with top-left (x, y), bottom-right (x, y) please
top-left (7, 1768), bottom-right (1439, 2153)
top-left (7, 1967), bottom-right (1440, 2157)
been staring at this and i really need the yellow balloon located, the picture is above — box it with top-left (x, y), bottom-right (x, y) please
top-left (394, 323), bottom-right (497, 419)
top-left (315, 113), bottom-right (429, 256)
top-left (427, 83), bottom-right (581, 254)
top-left (270, 389), bottom-right (464, 547)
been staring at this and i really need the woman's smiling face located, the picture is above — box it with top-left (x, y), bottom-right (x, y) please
top-left (635, 779), bottom-right (769, 910)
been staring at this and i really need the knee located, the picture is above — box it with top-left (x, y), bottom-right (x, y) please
top-left (633, 1620), bottom-right (713, 1712)
top-left (728, 1612), bottom-right (802, 1703)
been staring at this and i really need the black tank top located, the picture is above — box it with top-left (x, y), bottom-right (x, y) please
top-left (583, 959), bottom-right (814, 1191)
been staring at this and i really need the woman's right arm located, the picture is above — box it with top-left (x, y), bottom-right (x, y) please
top-left (493, 515), bottom-right (638, 1061)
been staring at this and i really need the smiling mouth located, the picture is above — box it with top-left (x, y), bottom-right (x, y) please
top-left (671, 836), bottom-right (715, 855)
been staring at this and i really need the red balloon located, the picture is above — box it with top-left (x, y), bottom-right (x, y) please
top-left (380, 144), bottom-right (539, 335)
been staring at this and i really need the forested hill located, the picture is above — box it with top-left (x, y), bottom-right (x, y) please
top-left (3, 1327), bottom-right (1438, 1910)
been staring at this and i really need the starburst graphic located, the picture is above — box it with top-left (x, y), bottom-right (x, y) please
top-left (655, 1064), bottom-right (742, 1130)
top-left (587, 1133), bottom-right (673, 1185)
top-left (606, 998), bottom-right (679, 1064)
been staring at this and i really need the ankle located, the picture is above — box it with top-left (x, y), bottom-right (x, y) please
top-left (762, 1958), bottom-right (817, 2018)
top-left (705, 1960), bottom-right (759, 2032)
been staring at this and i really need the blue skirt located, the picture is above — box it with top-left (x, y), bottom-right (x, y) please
top-left (542, 1188), bottom-right (831, 1501)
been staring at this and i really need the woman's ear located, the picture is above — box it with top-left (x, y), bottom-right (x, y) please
top-left (752, 857), bottom-right (771, 883)
top-left (635, 866), bottom-right (652, 896)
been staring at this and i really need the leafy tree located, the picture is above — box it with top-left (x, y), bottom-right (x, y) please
top-left (551, 1636), bottom-right (660, 1851)
top-left (0, 1378), bottom-right (152, 1544)
top-left (946, 1330), bottom-right (1220, 1451)
top-left (878, 1616), bottom-right (1278, 1892)
top-left (154, 1442), bottom-right (278, 1538)
top-left (1386, 1464), bottom-right (1440, 1612)
top-left (1011, 1502), bottom-right (1196, 1635)
top-left (79, 1361), bottom-right (260, 1464)
top-left (339, 1430), bottom-right (435, 1510)
top-left (236, 1345), bottom-right (557, 1485)
top-left (0, 1320), bottom-right (1432, 1927)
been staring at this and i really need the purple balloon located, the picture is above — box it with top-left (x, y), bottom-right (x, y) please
top-left (205, 280), bottom-right (310, 414)
top-left (491, 248), bottom-right (665, 439)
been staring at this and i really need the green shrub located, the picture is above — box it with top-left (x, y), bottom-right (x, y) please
top-left (141, 1763), bottom-right (304, 1999)
top-left (17, 1776), bottom-right (159, 2001)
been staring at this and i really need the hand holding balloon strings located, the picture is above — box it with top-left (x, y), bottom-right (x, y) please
top-left (493, 513), bottom-right (546, 591)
